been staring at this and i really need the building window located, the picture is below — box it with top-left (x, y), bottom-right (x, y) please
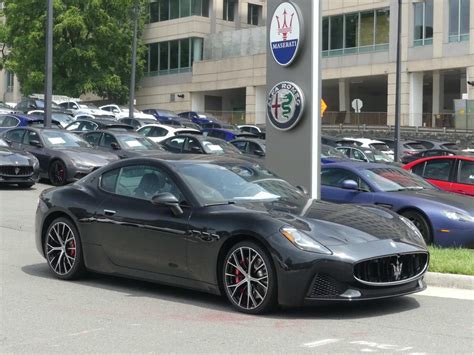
top-left (449, 0), bottom-right (470, 42)
top-left (414, 1), bottom-right (433, 46)
top-left (248, 4), bottom-right (261, 26)
top-left (148, 0), bottom-right (209, 23)
top-left (145, 38), bottom-right (203, 76)
top-left (6, 71), bottom-right (14, 93)
top-left (322, 8), bottom-right (390, 57)
top-left (223, 0), bottom-right (235, 21)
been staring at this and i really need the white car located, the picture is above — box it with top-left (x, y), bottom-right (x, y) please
top-left (99, 104), bottom-right (155, 120)
top-left (137, 124), bottom-right (201, 143)
top-left (342, 137), bottom-right (394, 158)
top-left (58, 100), bottom-right (112, 117)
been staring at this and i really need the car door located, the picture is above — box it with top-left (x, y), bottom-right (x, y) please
top-left (453, 159), bottom-right (474, 196)
top-left (320, 167), bottom-right (373, 204)
top-left (95, 164), bottom-right (190, 277)
top-left (421, 158), bottom-right (455, 193)
top-left (4, 128), bottom-right (26, 149)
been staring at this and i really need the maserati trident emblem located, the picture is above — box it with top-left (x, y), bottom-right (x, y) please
top-left (14, 167), bottom-right (20, 175)
top-left (391, 257), bottom-right (403, 281)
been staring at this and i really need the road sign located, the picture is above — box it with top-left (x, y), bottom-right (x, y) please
top-left (352, 98), bottom-right (363, 113)
top-left (321, 99), bottom-right (327, 117)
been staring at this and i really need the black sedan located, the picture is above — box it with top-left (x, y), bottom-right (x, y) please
top-left (2, 127), bottom-right (119, 186)
top-left (35, 156), bottom-right (428, 314)
top-left (82, 130), bottom-right (167, 159)
top-left (230, 138), bottom-right (266, 157)
top-left (118, 117), bottom-right (158, 129)
top-left (0, 138), bottom-right (39, 187)
top-left (400, 149), bottom-right (458, 164)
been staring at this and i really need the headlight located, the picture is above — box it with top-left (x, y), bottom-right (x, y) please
top-left (442, 211), bottom-right (474, 223)
top-left (32, 158), bottom-right (40, 169)
top-left (399, 216), bottom-right (425, 244)
top-left (72, 161), bottom-right (94, 169)
top-left (280, 227), bottom-right (332, 255)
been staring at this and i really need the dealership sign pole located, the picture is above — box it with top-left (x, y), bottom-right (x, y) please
top-left (266, 0), bottom-right (321, 198)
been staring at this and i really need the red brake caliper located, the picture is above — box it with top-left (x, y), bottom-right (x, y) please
top-left (68, 240), bottom-right (76, 257)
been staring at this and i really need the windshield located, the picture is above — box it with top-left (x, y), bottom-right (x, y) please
top-left (157, 110), bottom-right (178, 117)
top-left (176, 163), bottom-right (306, 205)
top-left (202, 139), bottom-right (241, 155)
top-left (404, 142), bottom-right (425, 151)
top-left (321, 145), bottom-right (345, 158)
top-left (363, 149), bottom-right (393, 163)
top-left (361, 168), bottom-right (434, 192)
top-left (116, 136), bottom-right (161, 151)
top-left (42, 131), bottom-right (91, 148)
top-left (442, 143), bottom-right (459, 150)
top-left (51, 113), bottom-right (74, 124)
top-left (370, 143), bottom-right (391, 152)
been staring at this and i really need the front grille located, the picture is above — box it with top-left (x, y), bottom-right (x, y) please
top-left (0, 165), bottom-right (34, 177)
top-left (354, 252), bottom-right (428, 285)
top-left (308, 274), bottom-right (346, 298)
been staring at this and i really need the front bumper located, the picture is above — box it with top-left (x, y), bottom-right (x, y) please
top-left (269, 237), bottom-right (429, 307)
top-left (0, 171), bottom-right (39, 184)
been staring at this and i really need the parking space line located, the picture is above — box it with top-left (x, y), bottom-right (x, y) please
top-left (301, 339), bottom-right (340, 348)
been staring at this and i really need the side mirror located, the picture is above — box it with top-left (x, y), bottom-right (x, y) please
top-left (110, 142), bottom-right (120, 150)
top-left (342, 179), bottom-right (359, 191)
top-left (254, 149), bottom-right (265, 157)
top-left (112, 109), bottom-right (120, 114)
top-left (151, 192), bottom-right (183, 216)
top-left (30, 139), bottom-right (43, 148)
top-left (296, 185), bottom-right (308, 195)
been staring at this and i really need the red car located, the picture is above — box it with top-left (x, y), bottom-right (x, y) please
top-left (403, 156), bottom-right (474, 196)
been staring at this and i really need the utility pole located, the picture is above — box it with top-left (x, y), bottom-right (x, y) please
top-left (394, 0), bottom-right (402, 161)
top-left (129, 0), bottom-right (139, 120)
top-left (44, 0), bottom-right (53, 128)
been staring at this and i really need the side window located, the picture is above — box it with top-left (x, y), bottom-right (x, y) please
top-left (71, 103), bottom-right (79, 110)
top-left (112, 165), bottom-right (184, 201)
top-left (165, 137), bottom-right (185, 152)
top-left (100, 168), bottom-right (120, 193)
top-left (232, 141), bottom-right (247, 152)
top-left (83, 132), bottom-right (102, 146)
top-left (59, 102), bottom-right (68, 109)
top-left (410, 162), bottom-right (426, 177)
top-left (139, 127), bottom-right (152, 136)
top-left (5, 129), bottom-right (26, 143)
top-left (423, 159), bottom-right (454, 181)
top-left (101, 106), bottom-right (112, 112)
top-left (151, 127), bottom-right (168, 137)
top-left (66, 122), bottom-right (81, 131)
top-left (121, 119), bottom-right (131, 125)
top-left (23, 130), bottom-right (40, 145)
top-left (352, 149), bottom-right (366, 161)
top-left (336, 147), bottom-right (351, 158)
top-left (100, 133), bottom-right (118, 148)
top-left (81, 121), bottom-right (98, 131)
top-left (248, 142), bottom-right (261, 154)
top-left (183, 137), bottom-right (203, 153)
top-left (2, 116), bottom-right (19, 128)
top-left (321, 168), bottom-right (370, 191)
top-left (458, 160), bottom-right (474, 185)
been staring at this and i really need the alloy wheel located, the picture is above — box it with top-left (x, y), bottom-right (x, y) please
top-left (224, 247), bottom-right (269, 310)
top-left (46, 222), bottom-right (77, 275)
top-left (50, 161), bottom-right (66, 186)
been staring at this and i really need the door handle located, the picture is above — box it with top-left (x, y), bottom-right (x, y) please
top-left (104, 209), bottom-right (116, 216)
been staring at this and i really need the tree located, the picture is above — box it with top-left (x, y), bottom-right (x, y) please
top-left (1, 0), bottom-right (147, 103)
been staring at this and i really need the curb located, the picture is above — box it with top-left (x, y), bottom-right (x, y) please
top-left (425, 272), bottom-right (474, 290)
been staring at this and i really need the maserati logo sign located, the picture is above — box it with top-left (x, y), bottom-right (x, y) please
top-left (267, 81), bottom-right (304, 131)
top-left (269, 2), bottom-right (302, 66)
top-left (391, 257), bottom-right (403, 281)
top-left (14, 167), bottom-right (20, 175)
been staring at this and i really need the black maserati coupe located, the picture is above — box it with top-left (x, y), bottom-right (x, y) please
top-left (2, 127), bottom-right (119, 186)
top-left (0, 138), bottom-right (40, 187)
top-left (35, 156), bottom-right (429, 314)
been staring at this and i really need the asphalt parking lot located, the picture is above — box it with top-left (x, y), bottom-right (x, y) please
top-left (1, 183), bottom-right (473, 353)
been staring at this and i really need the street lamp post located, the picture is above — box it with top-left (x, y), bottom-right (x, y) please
top-left (129, 0), bottom-right (139, 120)
top-left (394, 0), bottom-right (402, 161)
top-left (44, 0), bottom-right (53, 128)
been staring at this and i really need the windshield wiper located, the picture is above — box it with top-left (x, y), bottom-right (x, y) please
top-left (204, 201), bottom-right (236, 207)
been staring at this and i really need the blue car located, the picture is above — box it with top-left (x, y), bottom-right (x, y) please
top-left (0, 114), bottom-right (61, 133)
top-left (203, 128), bottom-right (258, 142)
top-left (320, 162), bottom-right (474, 248)
top-left (178, 111), bottom-right (216, 125)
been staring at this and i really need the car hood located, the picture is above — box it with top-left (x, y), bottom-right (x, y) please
top-left (0, 147), bottom-right (35, 165)
top-left (237, 199), bottom-right (424, 247)
top-left (393, 189), bottom-right (474, 214)
top-left (57, 148), bottom-right (118, 165)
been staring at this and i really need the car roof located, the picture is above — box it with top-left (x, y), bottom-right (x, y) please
top-left (344, 137), bottom-right (385, 144)
top-left (321, 161), bottom-right (394, 170)
top-left (231, 138), bottom-right (265, 144)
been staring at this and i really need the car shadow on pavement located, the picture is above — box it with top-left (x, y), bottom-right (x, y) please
top-left (0, 185), bottom-right (38, 191)
top-left (22, 263), bottom-right (420, 320)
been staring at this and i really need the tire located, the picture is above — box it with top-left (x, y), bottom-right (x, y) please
top-left (17, 182), bottom-right (35, 188)
top-left (222, 241), bottom-right (277, 314)
top-left (401, 210), bottom-right (432, 245)
top-left (49, 160), bottom-right (68, 186)
top-left (44, 217), bottom-right (85, 280)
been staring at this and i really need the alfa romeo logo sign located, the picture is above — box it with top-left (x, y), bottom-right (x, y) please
top-left (269, 2), bottom-right (302, 66)
top-left (267, 81), bottom-right (305, 131)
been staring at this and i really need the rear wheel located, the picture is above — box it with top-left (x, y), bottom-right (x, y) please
top-left (49, 160), bottom-right (67, 186)
top-left (401, 210), bottom-right (432, 244)
top-left (44, 217), bottom-right (85, 280)
top-left (222, 241), bottom-right (277, 314)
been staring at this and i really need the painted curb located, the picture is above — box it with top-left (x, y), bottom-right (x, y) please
top-left (425, 272), bottom-right (474, 290)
